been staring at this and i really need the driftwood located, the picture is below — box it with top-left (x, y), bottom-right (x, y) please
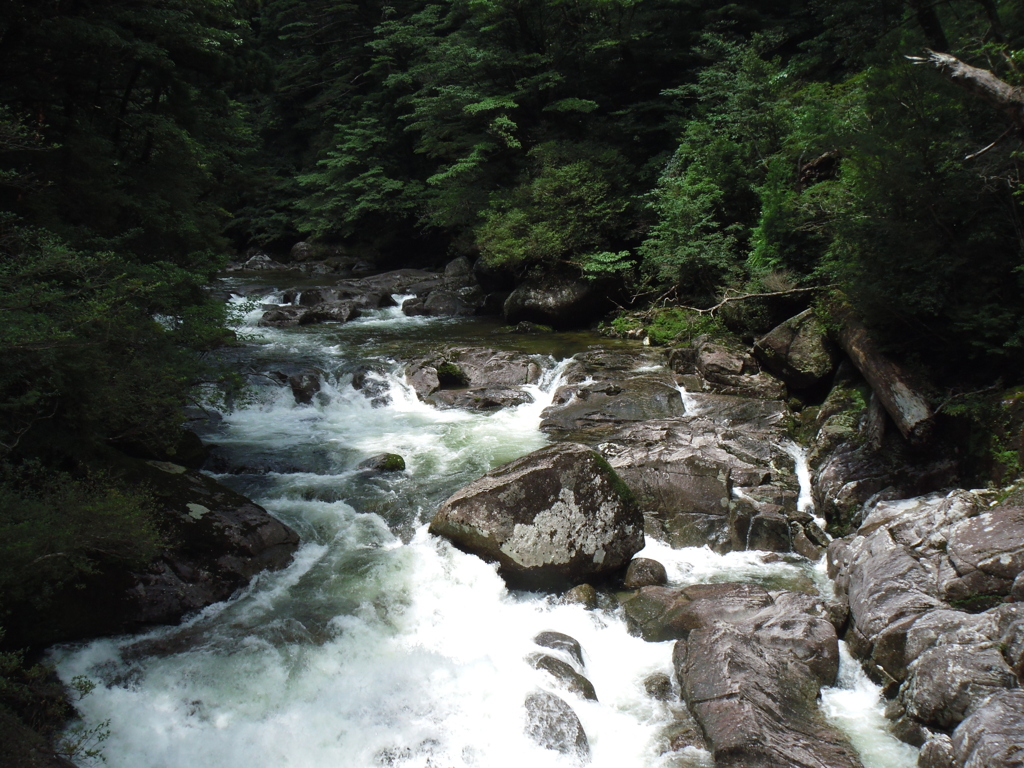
top-left (831, 304), bottom-right (935, 445)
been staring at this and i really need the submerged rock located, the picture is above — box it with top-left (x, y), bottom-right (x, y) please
top-left (430, 443), bottom-right (644, 589)
top-left (358, 453), bottom-right (406, 472)
top-left (523, 691), bottom-right (590, 763)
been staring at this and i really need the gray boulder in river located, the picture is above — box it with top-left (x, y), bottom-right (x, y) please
top-left (429, 443), bottom-right (644, 589)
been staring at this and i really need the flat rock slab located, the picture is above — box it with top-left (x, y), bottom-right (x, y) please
top-left (430, 443), bottom-right (644, 589)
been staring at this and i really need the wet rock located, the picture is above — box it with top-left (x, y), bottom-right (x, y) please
top-left (624, 558), bottom-right (668, 588)
top-left (350, 366), bottom-right (391, 407)
top-left (952, 689), bottom-right (1024, 768)
top-left (540, 377), bottom-right (685, 437)
top-left (426, 387), bottom-right (534, 411)
top-left (918, 735), bottom-right (957, 768)
top-left (528, 654), bottom-right (598, 701)
top-left (561, 584), bottom-right (598, 609)
top-left (643, 672), bottom-right (674, 701)
top-left (902, 645), bottom-right (1016, 730)
top-left (289, 241), bottom-right (315, 262)
top-left (672, 589), bottom-right (858, 768)
top-left (259, 305), bottom-right (309, 327)
top-left (405, 347), bottom-right (541, 400)
top-left (430, 443), bottom-right (644, 589)
top-left (504, 278), bottom-right (611, 329)
top-left (7, 458), bottom-right (299, 649)
top-left (753, 309), bottom-right (839, 390)
top-left (534, 631), bottom-right (585, 668)
top-left (299, 300), bottom-right (361, 325)
top-left (746, 511), bottom-right (791, 552)
top-left (358, 453), bottom-right (406, 472)
top-left (523, 691), bottom-right (590, 763)
top-left (402, 290), bottom-right (476, 317)
top-left (288, 370), bottom-right (321, 405)
top-left (621, 583), bottom-right (773, 642)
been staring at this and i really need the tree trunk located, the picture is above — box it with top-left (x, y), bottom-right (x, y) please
top-left (831, 304), bottom-right (935, 445)
top-left (911, 50), bottom-right (1024, 131)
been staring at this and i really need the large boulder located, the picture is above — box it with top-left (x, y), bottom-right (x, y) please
top-left (503, 278), bottom-right (611, 329)
top-left (952, 689), bottom-right (1024, 768)
top-left (671, 586), bottom-right (860, 768)
top-left (429, 443), bottom-right (644, 589)
top-left (754, 309), bottom-right (839, 390)
top-left (405, 347), bottom-right (542, 399)
top-left (6, 458), bottom-right (299, 649)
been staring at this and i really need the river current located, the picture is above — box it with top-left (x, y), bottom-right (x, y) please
top-left (51, 280), bottom-right (919, 768)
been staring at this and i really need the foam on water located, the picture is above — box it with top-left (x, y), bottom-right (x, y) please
top-left (51, 289), bottom-right (914, 768)
top-left (821, 643), bottom-right (920, 768)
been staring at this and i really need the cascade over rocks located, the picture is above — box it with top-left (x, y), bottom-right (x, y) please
top-left (255, 266), bottom-right (504, 328)
top-left (429, 443), bottom-right (644, 589)
top-left (827, 488), bottom-right (1024, 760)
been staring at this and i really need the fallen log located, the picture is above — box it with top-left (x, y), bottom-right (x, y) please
top-left (831, 304), bottom-right (935, 445)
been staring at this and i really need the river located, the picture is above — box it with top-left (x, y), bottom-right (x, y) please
top-left (51, 279), bottom-right (919, 768)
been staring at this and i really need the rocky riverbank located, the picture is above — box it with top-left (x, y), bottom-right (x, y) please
top-left (27, 260), bottom-right (1023, 768)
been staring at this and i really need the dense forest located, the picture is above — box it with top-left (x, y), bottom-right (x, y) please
top-left (1, 0), bottom-right (1023, 756)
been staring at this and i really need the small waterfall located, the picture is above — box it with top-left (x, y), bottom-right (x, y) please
top-left (820, 643), bottom-right (919, 768)
top-left (782, 441), bottom-right (827, 533)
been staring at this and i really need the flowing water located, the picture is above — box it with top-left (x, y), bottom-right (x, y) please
top-left (51, 279), bottom-right (917, 768)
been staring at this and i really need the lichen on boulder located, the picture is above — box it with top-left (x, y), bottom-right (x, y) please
top-left (429, 443), bottom-right (644, 589)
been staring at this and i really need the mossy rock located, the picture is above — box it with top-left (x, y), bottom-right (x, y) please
top-left (358, 453), bottom-right (406, 472)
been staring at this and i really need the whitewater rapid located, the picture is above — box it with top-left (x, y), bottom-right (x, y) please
top-left (50, 289), bottom-right (916, 768)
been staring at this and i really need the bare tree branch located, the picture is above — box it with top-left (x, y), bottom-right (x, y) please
top-left (908, 50), bottom-right (1024, 131)
top-left (674, 285), bottom-right (832, 318)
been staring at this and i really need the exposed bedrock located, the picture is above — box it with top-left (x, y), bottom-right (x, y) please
top-left (405, 346), bottom-right (543, 411)
top-left (429, 442), bottom-right (644, 589)
top-left (650, 583), bottom-right (862, 768)
top-left (7, 458), bottom-right (299, 649)
top-left (827, 490), bottom-right (1024, 763)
